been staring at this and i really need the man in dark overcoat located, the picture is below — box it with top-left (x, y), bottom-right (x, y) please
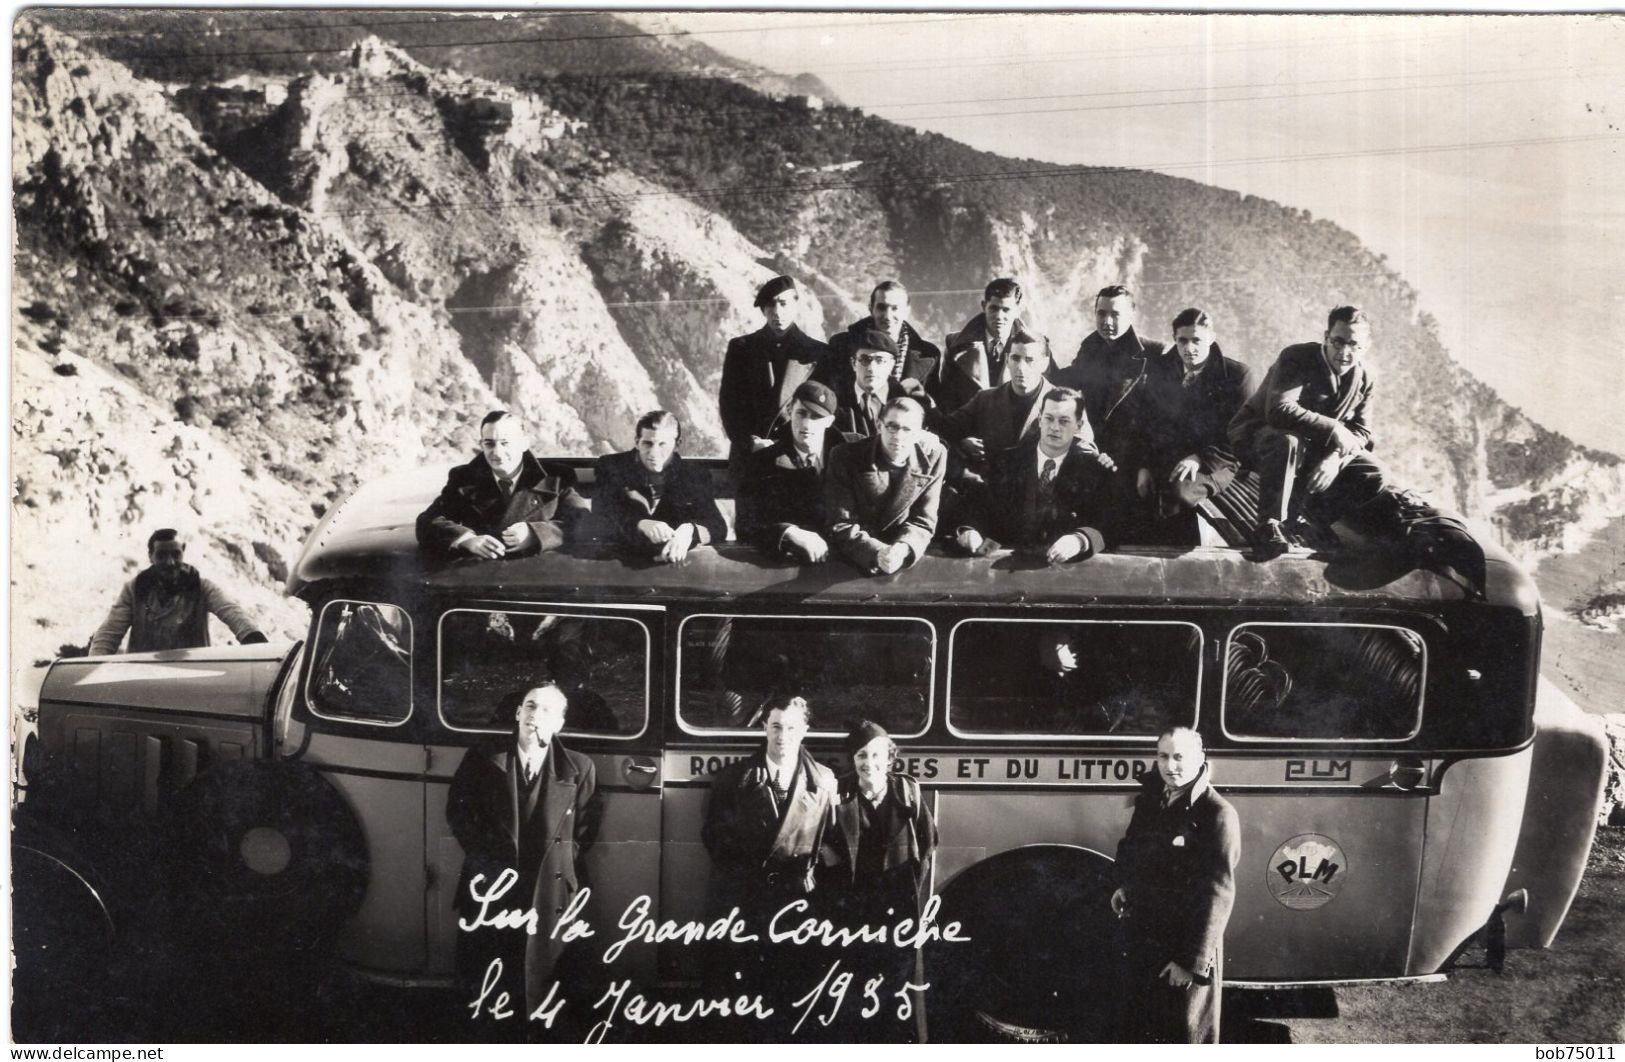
top-left (719, 275), bottom-right (831, 478)
top-left (953, 388), bottom-right (1110, 562)
top-left (1133, 309), bottom-right (1256, 545)
top-left (417, 410), bottom-right (588, 559)
top-left (827, 280), bottom-right (943, 400)
top-left (595, 410), bottom-right (728, 563)
top-left (447, 683), bottom-right (599, 1031)
top-left (1110, 726), bottom-right (1241, 1043)
top-left (736, 380), bottom-right (841, 562)
top-left (939, 277), bottom-right (1056, 411)
top-left (824, 397), bottom-right (946, 576)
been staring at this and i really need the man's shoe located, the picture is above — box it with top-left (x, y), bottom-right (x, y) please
top-left (1253, 518), bottom-right (1292, 559)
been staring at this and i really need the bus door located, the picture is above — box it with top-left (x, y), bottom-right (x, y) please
top-left (425, 602), bottom-right (665, 982)
top-left (1216, 621), bottom-right (1432, 981)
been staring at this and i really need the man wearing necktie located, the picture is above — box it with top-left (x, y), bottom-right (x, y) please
top-left (954, 388), bottom-right (1111, 563)
top-left (417, 410), bottom-right (588, 560)
top-left (826, 281), bottom-right (944, 401)
top-left (737, 380), bottom-right (842, 562)
top-left (820, 330), bottom-right (932, 443)
top-left (447, 683), bottom-right (599, 1036)
top-left (940, 278), bottom-right (1057, 411)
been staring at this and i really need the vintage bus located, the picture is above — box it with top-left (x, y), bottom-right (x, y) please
top-left (17, 459), bottom-right (1609, 1040)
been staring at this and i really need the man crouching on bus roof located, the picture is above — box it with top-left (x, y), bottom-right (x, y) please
top-left (824, 396), bottom-right (947, 575)
top-left (701, 694), bottom-right (837, 1031)
top-left (1111, 726), bottom-right (1241, 1043)
top-left (417, 410), bottom-right (589, 560)
top-left (596, 410), bottom-right (728, 564)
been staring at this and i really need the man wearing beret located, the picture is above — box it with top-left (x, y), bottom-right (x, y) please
top-left (821, 330), bottom-right (934, 442)
top-left (719, 275), bottom-right (831, 480)
top-left (736, 380), bottom-right (842, 563)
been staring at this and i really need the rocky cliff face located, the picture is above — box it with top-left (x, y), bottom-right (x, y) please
top-left (11, 15), bottom-right (1624, 679)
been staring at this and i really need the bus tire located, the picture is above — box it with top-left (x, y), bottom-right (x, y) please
top-left (10, 816), bottom-right (118, 1037)
top-left (926, 846), bottom-right (1120, 1043)
top-left (166, 760), bottom-right (368, 953)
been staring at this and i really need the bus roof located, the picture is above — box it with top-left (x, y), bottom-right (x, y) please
top-left (287, 466), bottom-right (1539, 615)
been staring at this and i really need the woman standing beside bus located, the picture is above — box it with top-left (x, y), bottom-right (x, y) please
top-left (820, 720), bottom-right (939, 1041)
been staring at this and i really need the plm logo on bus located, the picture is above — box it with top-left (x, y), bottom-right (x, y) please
top-left (1267, 834), bottom-right (1348, 910)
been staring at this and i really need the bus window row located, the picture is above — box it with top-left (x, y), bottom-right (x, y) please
top-left (304, 600), bottom-right (1427, 744)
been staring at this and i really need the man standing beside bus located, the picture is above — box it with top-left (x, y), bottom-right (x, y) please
top-left (1110, 726), bottom-right (1240, 1043)
top-left (595, 411), bottom-right (728, 564)
top-left (88, 528), bottom-right (266, 655)
top-left (825, 397), bottom-right (946, 575)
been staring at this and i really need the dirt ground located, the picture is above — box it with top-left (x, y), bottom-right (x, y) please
top-left (1233, 825), bottom-right (1625, 1044)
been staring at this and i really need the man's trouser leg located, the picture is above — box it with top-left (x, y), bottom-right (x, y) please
top-left (1250, 429), bottom-right (1300, 526)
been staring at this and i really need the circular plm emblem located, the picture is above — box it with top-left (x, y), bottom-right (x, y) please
top-left (1267, 834), bottom-right (1347, 910)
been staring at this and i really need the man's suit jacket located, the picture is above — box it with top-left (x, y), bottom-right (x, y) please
top-left (965, 438), bottom-right (1110, 554)
top-left (824, 434), bottom-right (947, 572)
top-left (416, 451), bottom-right (588, 555)
top-left (1139, 346), bottom-right (1256, 476)
top-left (719, 324), bottom-right (831, 457)
top-left (827, 316), bottom-right (943, 397)
top-left (1051, 326), bottom-right (1168, 466)
top-left (1228, 341), bottom-right (1375, 461)
top-left (593, 450), bottom-right (728, 550)
top-left (931, 378), bottom-right (1097, 458)
top-left (447, 739), bottom-right (598, 1012)
top-left (735, 434), bottom-right (838, 555)
top-left (702, 748), bottom-right (837, 910)
top-left (940, 313), bottom-right (1055, 411)
top-left (823, 374), bottom-right (932, 442)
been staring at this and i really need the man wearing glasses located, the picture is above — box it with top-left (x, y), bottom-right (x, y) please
top-left (825, 396), bottom-right (946, 575)
top-left (1228, 306), bottom-right (1383, 556)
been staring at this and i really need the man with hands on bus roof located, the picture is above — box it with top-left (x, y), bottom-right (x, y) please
top-left (719, 275), bottom-right (831, 479)
top-left (1111, 726), bottom-right (1241, 1044)
top-left (824, 396), bottom-right (948, 576)
top-left (416, 410), bottom-right (589, 560)
top-left (953, 387), bottom-right (1109, 563)
top-left (595, 410), bottom-right (727, 564)
top-left (736, 380), bottom-right (841, 563)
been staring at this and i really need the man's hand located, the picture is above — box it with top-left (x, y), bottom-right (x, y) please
top-left (458, 534), bottom-right (506, 559)
top-left (240, 630), bottom-right (269, 645)
top-left (658, 523), bottom-right (695, 564)
top-left (1170, 456), bottom-right (1201, 483)
top-left (1110, 887), bottom-right (1129, 917)
top-left (874, 542), bottom-right (910, 575)
top-left (1305, 452), bottom-right (1345, 494)
top-left (784, 527), bottom-right (829, 563)
top-left (1042, 638), bottom-right (1078, 675)
top-left (1136, 467), bottom-right (1155, 498)
top-left (500, 522), bottom-right (536, 552)
top-left (637, 519), bottom-right (675, 546)
top-left (1329, 423), bottom-right (1363, 456)
top-left (1046, 533), bottom-right (1085, 565)
top-left (1159, 962), bottom-right (1195, 989)
top-left (1095, 451), bottom-right (1118, 473)
top-left (959, 437), bottom-right (987, 462)
top-left (750, 435), bottom-right (774, 453)
top-left (955, 527), bottom-right (986, 555)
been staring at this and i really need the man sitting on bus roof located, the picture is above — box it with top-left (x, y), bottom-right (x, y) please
top-left (827, 280), bottom-right (943, 402)
top-left (940, 277), bottom-right (1056, 411)
top-left (817, 329), bottom-right (933, 442)
top-left (953, 388), bottom-right (1109, 563)
top-left (736, 380), bottom-right (841, 563)
top-left (824, 396), bottom-right (947, 576)
top-left (719, 275), bottom-right (831, 481)
top-left (417, 410), bottom-right (589, 561)
top-left (595, 410), bottom-right (728, 564)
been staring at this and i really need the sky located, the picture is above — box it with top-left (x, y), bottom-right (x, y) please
top-left (668, 12), bottom-right (1625, 455)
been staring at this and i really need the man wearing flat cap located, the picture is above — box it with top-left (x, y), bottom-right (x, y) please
top-left (719, 275), bottom-right (831, 480)
top-left (820, 330), bottom-right (934, 442)
top-left (736, 379), bottom-right (842, 562)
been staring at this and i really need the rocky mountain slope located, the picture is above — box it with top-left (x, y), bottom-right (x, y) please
top-left (11, 12), bottom-right (1625, 679)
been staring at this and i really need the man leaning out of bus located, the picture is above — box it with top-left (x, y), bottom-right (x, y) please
top-left (1110, 726), bottom-right (1241, 1043)
top-left (595, 410), bottom-right (728, 564)
top-left (417, 410), bottom-right (589, 560)
top-left (824, 396), bottom-right (947, 576)
top-left (736, 380), bottom-right (842, 563)
top-left (952, 387), bottom-right (1109, 563)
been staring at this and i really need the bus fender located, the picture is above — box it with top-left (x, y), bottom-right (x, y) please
top-left (925, 844), bottom-right (1119, 1042)
top-left (1500, 676), bottom-right (1607, 949)
top-left (165, 759), bottom-right (370, 951)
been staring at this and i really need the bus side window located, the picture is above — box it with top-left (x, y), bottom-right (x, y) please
top-left (308, 600), bottom-right (412, 725)
top-left (1224, 624), bottom-right (1425, 741)
top-left (949, 620), bottom-right (1202, 737)
top-left (437, 609), bottom-right (648, 736)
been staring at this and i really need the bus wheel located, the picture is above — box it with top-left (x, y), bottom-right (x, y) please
top-left (166, 760), bottom-right (369, 954)
top-left (925, 846), bottom-right (1120, 1043)
top-left (11, 817), bottom-right (117, 1038)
